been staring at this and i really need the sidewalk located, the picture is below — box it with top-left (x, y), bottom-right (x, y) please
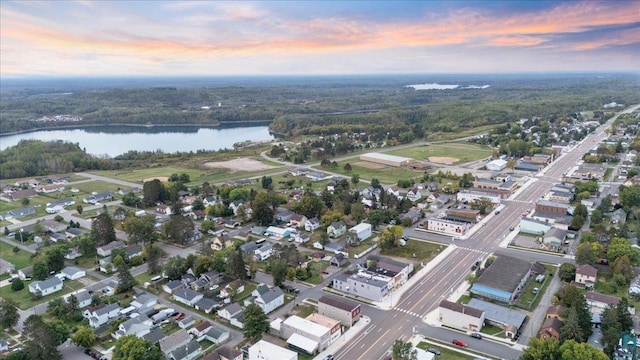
top-left (314, 315), bottom-right (371, 360)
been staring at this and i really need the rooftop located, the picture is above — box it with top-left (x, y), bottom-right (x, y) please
top-left (474, 255), bottom-right (533, 294)
top-left (467, 298), bottom-right (527, 329)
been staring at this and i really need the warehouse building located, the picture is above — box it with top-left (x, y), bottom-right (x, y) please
top-left (359, 152), bottom-right (413, 167)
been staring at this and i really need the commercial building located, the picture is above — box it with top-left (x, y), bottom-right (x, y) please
top-left (438, 300), bottom-right (485, 331)
top-left (424, 218), bottom-right (471, 236)
top-left (248, 340), bottom-right (297, 360)
top-left (456, 190), bottom-right (501, 205)
top-left (471, 256), bottom-right (541, 304)
top-left (360, 152), bottom-right (412, 167)
top-left (318, 295), bottom-right (361, 328)
top-left (332, 273), bottom-right (389, 302)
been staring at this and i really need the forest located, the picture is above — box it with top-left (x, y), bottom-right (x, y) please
top-left (1, 73), bottom-right (638, 136)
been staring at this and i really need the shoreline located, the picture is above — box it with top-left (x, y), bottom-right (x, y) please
top-left (0, 120), bottom-right (273, 137)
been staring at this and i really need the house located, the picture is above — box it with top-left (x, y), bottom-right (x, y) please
top-left (125, 244), bottom-right (143, 259)
top-left (318, 295), bottom-right (361, 328)
top-left (0, 188), bottom-right (37, 202)
top-left (163, 280), bottom-right (184, 294)
top-left (189, 321), bottom-right (213, 339)
top-left (575, 265), bottom-right (598, 287)
top-left (248, 340), bottom-right (297, 360)
top-left (64, 228), bottom-right (85, 239)
top-left (40, 219), bottom-right (67, 233)
top-left (99, 256), bottom-right (113, 273)
top-left (349, 223), bottom-right (372, 241)
top-left (131, 293), bottom-right (157, 311)
top-left (178, 316), bottom-right (196, 329)
top-left (586, 291), bottom-right (620, 311)
top-left (96, 241), bottom-right (126, 257)
top-left (60, 266), bottom-right (86, 280)
top-left (539, 318), bottom-right (563, 340)
top-left (240, 241), bottom-right (259, 255)
top-left (289, 214), bottom-right (307, 228)
top-left (113, 315), bottom-right (153, 339)
top-left (275, 207), bottom-right (295, 223)
top-left (611, 208), bottom-right (627, 228)
top-left (211, 236), bottom-right (234, 251)
top-left (0, 258), bottom-right (15, 275)
top-left (191, 270), bottom-right (222, 291)
top-left (3, 206), bottom-right (37, 220)
top-left (543, 227), bottom-right (566, 249)
top-left (195, 297), bottom-right (219, 314)
top-left (160, 328), bottom-right (191, 357)
top-left (327, 220), bottom-right (346, 238)
top-left (45, 198), bottom-right (75, 213)
top-left (219, 303), bottom-right (243, 321)
top-left (173, 288), bottom-right (204, 307)
top-left (49, 232), bottom-right (67, 243)
top-left (253, 286), bottom-right (284, 314)
top-left (202, 345), bottom-right (242, 360)
top-left (630, 277), bottom-right (640, 296)
top-left (255, 244), bottom-right (274, 261)
top-left (330, 253), bottom-right (348, 267)
top-left (406, 188), bottom-right (422, 202)
top-left (28, 277), bottom-right (63, 296)
top-left (306, 171), bottom-right (326, 182)
top-left (438, 300), bottom-right (485, 331)
top-left (202, 326), bottom-right (230, 345)
top-left (0, 338), bottom-right (8, 353)
top-left (85, 303), bottom-right (121, 328)
top-left (65, 289), bottom-right (92, 309)
top-left (545, 305), bottom-right (567, 321)
top-left (401, 207), bottom-right (421, 225)
top-left (35, 184), bottom-right (65, 193)
top-left (220, 279), bottom-right (245, 298)
top-left (305, 217), bottom-right (321, 232)
top-left (113, 207), bottom-right (128, 221)
top-left (18, 266), bottom-right (33, 280)
top-left (83, 192), bottom-right (113, 204)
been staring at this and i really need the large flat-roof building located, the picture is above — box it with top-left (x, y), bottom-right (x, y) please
top-left (332, 273), bottom-right (389, 302)
top-left (467, 299), bottom-right (527, 339)
top-left (471, 255), bottom-right (539, 304)
top-left (318, 295), bottom-right (361, 328)
top-left (248, 340), bottom-right (297, 360)
top-left (360, 152), bottom-right (412, 167)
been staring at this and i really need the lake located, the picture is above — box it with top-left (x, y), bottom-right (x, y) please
top-left (0, 124), bottom-right (274, 157)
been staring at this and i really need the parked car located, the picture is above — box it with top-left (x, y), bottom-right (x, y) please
top-left (532, 287), bottom-right (540, 294)
top-left (427, 348), bottom-right (441, 355)
top-left (509, 227), bottom-right (515, 231)
top-left (174, 312), bottom-right (185, 321)
top-left (452, 339), bottom-right (467, 348)
top-left (470, 332), bottom-right (482, 339)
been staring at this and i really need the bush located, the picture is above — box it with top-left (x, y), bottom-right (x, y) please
top-left (11, 278), bottom-right (24, 291)
top-left (12, 246), bottom-right (19, 253)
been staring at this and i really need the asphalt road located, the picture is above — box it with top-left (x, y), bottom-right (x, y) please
top-left (334, 104), bottom-right (639, 360)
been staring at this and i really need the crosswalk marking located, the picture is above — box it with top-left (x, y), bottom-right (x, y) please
top-left (394, 307), bottom-right (422, 318)
top-left (456, 247), bottom-right (490, 255)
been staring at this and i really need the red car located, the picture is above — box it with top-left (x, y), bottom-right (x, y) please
top-left (174, 313), bottom-right (185, 321)
top-left (452, 339), bottom-right (467, 348)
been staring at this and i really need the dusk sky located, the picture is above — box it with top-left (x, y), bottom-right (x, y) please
top-left (1, 0), bottom-right (639, 77)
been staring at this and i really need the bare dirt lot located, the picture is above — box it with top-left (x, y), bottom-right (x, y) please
top-left (428, 156), bottom-right (460, 165)
top-left (143, 176), bottom-right (169, 182)
top-left (203, 158), bottom-right (276, 172)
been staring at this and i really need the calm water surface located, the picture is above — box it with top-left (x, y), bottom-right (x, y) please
top-left (0, 125), bottom-right (274, 157)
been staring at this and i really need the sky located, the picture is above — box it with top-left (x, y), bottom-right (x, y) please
top-left (1, 0), bottom-right (639, 77)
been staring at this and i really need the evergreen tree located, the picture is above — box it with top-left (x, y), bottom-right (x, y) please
top-left (91, 212), bottom-right (116, 246)
top-left (0, 299), bottom-right (20, 330)
top-left (117, 262), bottom-right (136, 294)
top-left (560, 308), bottom-right (585, 342)
top-left (242, 304), bottom-right (270, 341)
top-left (22, 315), bottom-right (63, 360)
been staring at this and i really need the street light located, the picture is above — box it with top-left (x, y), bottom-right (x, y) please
top-left (19, 228), bottom-right (24, 244)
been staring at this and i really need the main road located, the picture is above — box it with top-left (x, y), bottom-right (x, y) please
top-left (335, 105), bottom-right (639, 360)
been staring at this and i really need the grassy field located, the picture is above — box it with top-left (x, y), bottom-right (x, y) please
top-left (1, 279), bottom-right (84, 310)
top-left (327, 160), bottom-right (425, 184)
top-left (72, 180), bottom-right (125, 195)
top-left (0, 241), bottom-right (33, 269)
top-left (379, 240), bottom-right (446, 264)
top-left (387, 143), bottom-right (493, 164)
top-left (416, 341), bottom-right (475, 360)
top-left (516, 265), bottom-right (557, 310)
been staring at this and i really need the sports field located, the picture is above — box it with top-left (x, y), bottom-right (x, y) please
top-left (387, 143), bottom-right (493, 165)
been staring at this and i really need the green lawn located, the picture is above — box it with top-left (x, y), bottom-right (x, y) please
top-left (327, 159), bottom-right (424, 184)
top-left (516, 265), bottom-right (557, 310)
top-left (416, 341), bottom-right (475, 360)
top-left (0, 279), bottom-right (85, 310)
top-left (387, 143), bottom-right (493, 164)
top-left (0, 241), bottom-right (33, 270)
top-left (379, 240), bottom-right (445, 264)
top-left (595, 271), bottom-right (640, 310)
top-left (303, 261), bottom-right (330, 285)
top-left (72, 180), bottom-right (124, 195)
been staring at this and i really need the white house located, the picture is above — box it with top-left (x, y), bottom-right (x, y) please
top-left (65, 289), bottom-right (92, 308)
top-left (28, 277), bottom-right (63, 296)
top-left (305, 217), bottom-right (321, 232)
top-left (163, 280), bottom-right (184, 294)
top-left (255, 244), bottom-right (274, 261)
top-left (97, 241), bottom-right (126, 257)
top-left (575, 265), bottom-right (598, 287)
top-left (131, 293), bottom-right (157, 311)
top-left (265, 226), bottom-right (292, 239)
top-left (85, 303), bottom-right (121, 328)
top-left (113, 315), bottom-right (153, 339)
top-left (219, 303), bottom-right (243, 321)
top-left (173, 288), bottom-right (204, 307)
top-left (406, 188), bottom-right (422, 202)
top-left (253, 286), bottom-right (284, 314)
top-left (349, 223), bottom-right (372, 241)
top-left (60, 266), bottom-right (86, 280)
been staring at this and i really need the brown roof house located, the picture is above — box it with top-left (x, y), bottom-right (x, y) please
top-left (575, 265), bottom-right (597, 288)
top-left (539, 318), bottom-right (563, 340)
top-left (545, 305), bottom-right (567, 321)
top-left (438, 300), bottom-right (485, 331)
